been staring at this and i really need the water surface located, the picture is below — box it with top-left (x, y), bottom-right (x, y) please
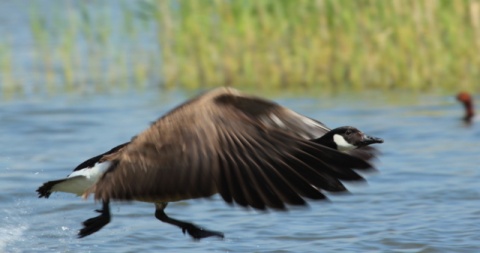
top-left (1, 90), bottom-right (479, 252)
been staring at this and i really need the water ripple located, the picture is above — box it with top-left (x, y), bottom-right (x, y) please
top-left (1, 91), bottom-right (479, 252)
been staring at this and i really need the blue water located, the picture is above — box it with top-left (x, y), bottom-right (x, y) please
top-left (1, 89), bottom-right (478, 252)
top-left (0, 2), bottom-right (479, 252)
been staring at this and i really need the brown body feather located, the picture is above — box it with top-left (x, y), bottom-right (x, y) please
top-left (86, 88), bottom-right (376, 210)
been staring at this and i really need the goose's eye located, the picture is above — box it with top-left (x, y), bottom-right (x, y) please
top-left (345, 130), bottom-right (352, 135)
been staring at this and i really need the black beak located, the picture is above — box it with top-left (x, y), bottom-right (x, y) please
top-left (360, 134), bottom-right (384, 146)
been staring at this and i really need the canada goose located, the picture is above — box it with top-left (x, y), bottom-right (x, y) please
top-left (37, 87), bottom-right (383, 240)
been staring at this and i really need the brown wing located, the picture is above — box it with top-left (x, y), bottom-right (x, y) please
top-left (213, 93), bottom-right (331, 139)
top-left (90, 88), bottom-right (375, 210)
top-left (213, 91), bottom-right (379, 159)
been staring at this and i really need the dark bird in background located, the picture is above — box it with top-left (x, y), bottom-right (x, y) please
top-left (37, 87), bottom-right (383, 240)
top-left (456, 91), bottom-right (475, 122)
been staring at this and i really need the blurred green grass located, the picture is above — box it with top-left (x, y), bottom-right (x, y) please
top-left (2, 0), bottom-right (480, 96)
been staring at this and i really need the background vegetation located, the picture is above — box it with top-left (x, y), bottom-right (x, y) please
top-left (1, 0), bottom-right (480, 96)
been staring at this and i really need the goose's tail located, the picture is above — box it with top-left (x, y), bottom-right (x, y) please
top-left (37, 179), bottom-right (69, 198)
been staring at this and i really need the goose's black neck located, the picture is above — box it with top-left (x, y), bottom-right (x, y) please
top-left (314, 132), bottom-right (337, 150)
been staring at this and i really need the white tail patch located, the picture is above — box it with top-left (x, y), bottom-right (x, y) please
top-left (51, 162), bottom-right (111, 196)
top-left (333, 134), bottom-right (356, 152)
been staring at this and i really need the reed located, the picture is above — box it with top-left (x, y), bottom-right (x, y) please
top-left (153, 0), bottom-right (480, 92)
top-left (0, 39), bottom-right (18, 97)
top-left (23, 0), bottom-right (157, 95)
top-left (10, 0), bottom-right (480, 95)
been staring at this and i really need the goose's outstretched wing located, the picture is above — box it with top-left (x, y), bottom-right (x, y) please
top-left (89, 88), bottom-right (375, 210)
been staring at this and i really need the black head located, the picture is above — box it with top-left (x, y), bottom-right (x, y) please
top-left (316, 126), bottom-right (383, 151)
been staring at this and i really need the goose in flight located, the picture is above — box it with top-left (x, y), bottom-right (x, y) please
top-left (37, 87), bottom-right (383, 239)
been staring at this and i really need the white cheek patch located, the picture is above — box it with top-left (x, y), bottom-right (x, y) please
top-left (333, 134), bottom-right (357, 152)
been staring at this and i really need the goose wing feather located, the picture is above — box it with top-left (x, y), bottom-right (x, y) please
top-left (89, 88), bottom-right (374, 209)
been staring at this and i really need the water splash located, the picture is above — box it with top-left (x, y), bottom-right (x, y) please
top-left (0, 207), bottom-right (29, 253)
